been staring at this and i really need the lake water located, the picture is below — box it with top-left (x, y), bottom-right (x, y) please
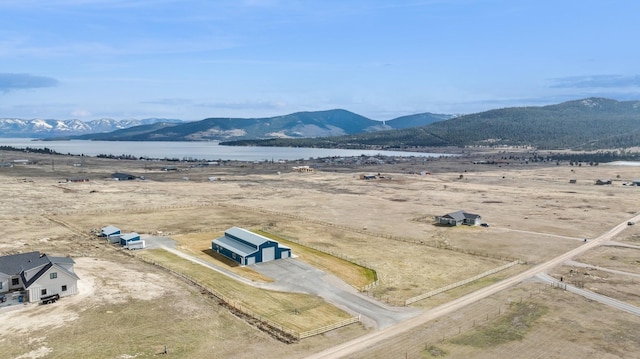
top-left (0, 138), bottom-right (452, 162)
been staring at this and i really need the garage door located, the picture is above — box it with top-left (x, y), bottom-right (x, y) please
top-left (246, 256), bottom-right (255, 265)
top-left (281, 250), bottom-right (289, 259)
top-left (262, 247), bottom-right (275, 262)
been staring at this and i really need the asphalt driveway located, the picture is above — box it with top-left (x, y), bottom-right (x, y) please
top-left (252, 258), bottom-right (420, 329)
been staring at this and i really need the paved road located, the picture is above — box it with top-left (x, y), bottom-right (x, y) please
top-left (304, 214), bottom-right (640, 359)
top-left (535, 273), bottom-right (640, 316)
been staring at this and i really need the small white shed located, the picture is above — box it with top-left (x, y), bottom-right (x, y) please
top-left (126, 240), bottom-right (146, 250)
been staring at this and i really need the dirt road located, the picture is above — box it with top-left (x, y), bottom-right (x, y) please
top-left (535, 273), bottom-right (640, 315)
top-left (304, 214), bottom-right (640, 359)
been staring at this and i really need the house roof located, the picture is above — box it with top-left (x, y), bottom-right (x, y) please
top-left (0, 251), bottom-right (43, 275)
top-left (0, 251), bottom-right (79, 288)
top-left (101, 225), bottom-right (120, 235)
top-left (443, 210), bottom-right (481, 221)
top-left (111, 172), bottom-right (136, 179)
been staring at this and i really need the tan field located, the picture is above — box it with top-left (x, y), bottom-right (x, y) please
top-left (1, 149), bottom-right (639, 358)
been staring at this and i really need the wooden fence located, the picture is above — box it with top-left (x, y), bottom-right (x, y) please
top-left (135, 254), bottom-right (359, 341)
top-left (405, 260), bottom-right (521, 305)
top-left (221, 202), bottom-right (520, 263)
top-left (298, 316), bottom-right (361, 339)
top-left (258, 228), bottom-right (380, 292)
top-left (56, 201), bottom-right (518, 263)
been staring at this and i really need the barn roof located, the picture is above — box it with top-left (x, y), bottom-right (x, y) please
top-left (120, 232), bottom-right (140, 241)
top-left (213, 235), bottom-right (258, 257)
top-left (225, 227), bottom-right (270, 247)
top-left (101, 225), bottom-right (120, 235)
top-left (212, 227), bottom-right (275, 257)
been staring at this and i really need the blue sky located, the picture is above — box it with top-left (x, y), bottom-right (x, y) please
top-left (0, 0), bottom-right (638, 121)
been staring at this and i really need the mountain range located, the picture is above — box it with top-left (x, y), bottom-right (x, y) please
top-left (3, 98), bottom-right (640, 150)
top-left (0, 118), bottom-right (182, 138)
top-left (222, 98), bottom-right (640, 150)
top-left (35, 110), bottom-right (452, 141)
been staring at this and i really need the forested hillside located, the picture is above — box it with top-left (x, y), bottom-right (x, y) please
top-left (223, 98), bottom-right (640, 150)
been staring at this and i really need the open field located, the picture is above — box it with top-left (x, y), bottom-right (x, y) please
top-left (350, 281), bottom-right (640, 359)
top-left (1, 149), bottom-right (640, 358)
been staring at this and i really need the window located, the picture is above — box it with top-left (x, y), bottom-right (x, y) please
top-left (41, 289), bottom-right (47, 296)
top-left (0, 282), bottom-right (3, 289)
top-left (62, 285), bottom-right (67, 292)
top-left (11, 278), bottom-right (19, 286)
top-left (50, 272), bottom-right (57, 279)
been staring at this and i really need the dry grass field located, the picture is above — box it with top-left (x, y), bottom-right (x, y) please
top-left (1, 149), bottom-right (639, 358)
top-left (351, 281), bottom-right (640, 359)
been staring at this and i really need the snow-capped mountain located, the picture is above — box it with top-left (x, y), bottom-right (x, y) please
top-left (0, 118), bottom-right (182, 138)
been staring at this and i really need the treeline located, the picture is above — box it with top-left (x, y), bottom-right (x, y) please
top-left (224, 98), bottom-right (640, 150)
top-left (222, 127), bottom-right (452, 149)
top-left (0, 145), bottom-right (64, 155)
top-left (549, 150), bottom-right (640, 163)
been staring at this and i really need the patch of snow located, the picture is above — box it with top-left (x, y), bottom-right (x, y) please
top-left (14, 346), bottom-right (52, 359)
top-left (581, 99), bottom-right (600, 108)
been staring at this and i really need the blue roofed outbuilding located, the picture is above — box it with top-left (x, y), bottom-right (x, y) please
top-left (120, 232), bottom-right (141, 246)
top-left (211, 227), bottom-right (291, 266)
top-left (101, 225), bottom-right (121, 237)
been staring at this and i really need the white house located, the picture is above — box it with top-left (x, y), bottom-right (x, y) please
top-left (0, 251), bottom-right (80, 303)
top-left (436, 210), bottom-right (482, 226)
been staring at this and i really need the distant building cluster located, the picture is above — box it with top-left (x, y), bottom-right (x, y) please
top-left (292, 165), bottom-right (315, 173)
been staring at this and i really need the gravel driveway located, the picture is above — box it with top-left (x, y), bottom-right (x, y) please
top-left (144, 235), bottom-right (419, 329)
top-left (252, 258), bottom-right (420, 329)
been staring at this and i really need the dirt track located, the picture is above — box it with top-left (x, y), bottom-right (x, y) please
top-left (305, 214), bottom-right (640, 358)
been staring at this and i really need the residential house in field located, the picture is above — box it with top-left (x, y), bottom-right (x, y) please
top-left (66, 177), bottom-right (90, 183)
top-left (360, 174), bottom-right (378, 180)
top-left (211, 227), bottom-right (291, 266)
top-left (292, 166), bottom-right (315, 173)
top-left (0, 251), bottom-right (79, 303)
top-left (111, 172), bottom-right (137, 181)
top-left (436, 210), bottom-right (482, 226)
